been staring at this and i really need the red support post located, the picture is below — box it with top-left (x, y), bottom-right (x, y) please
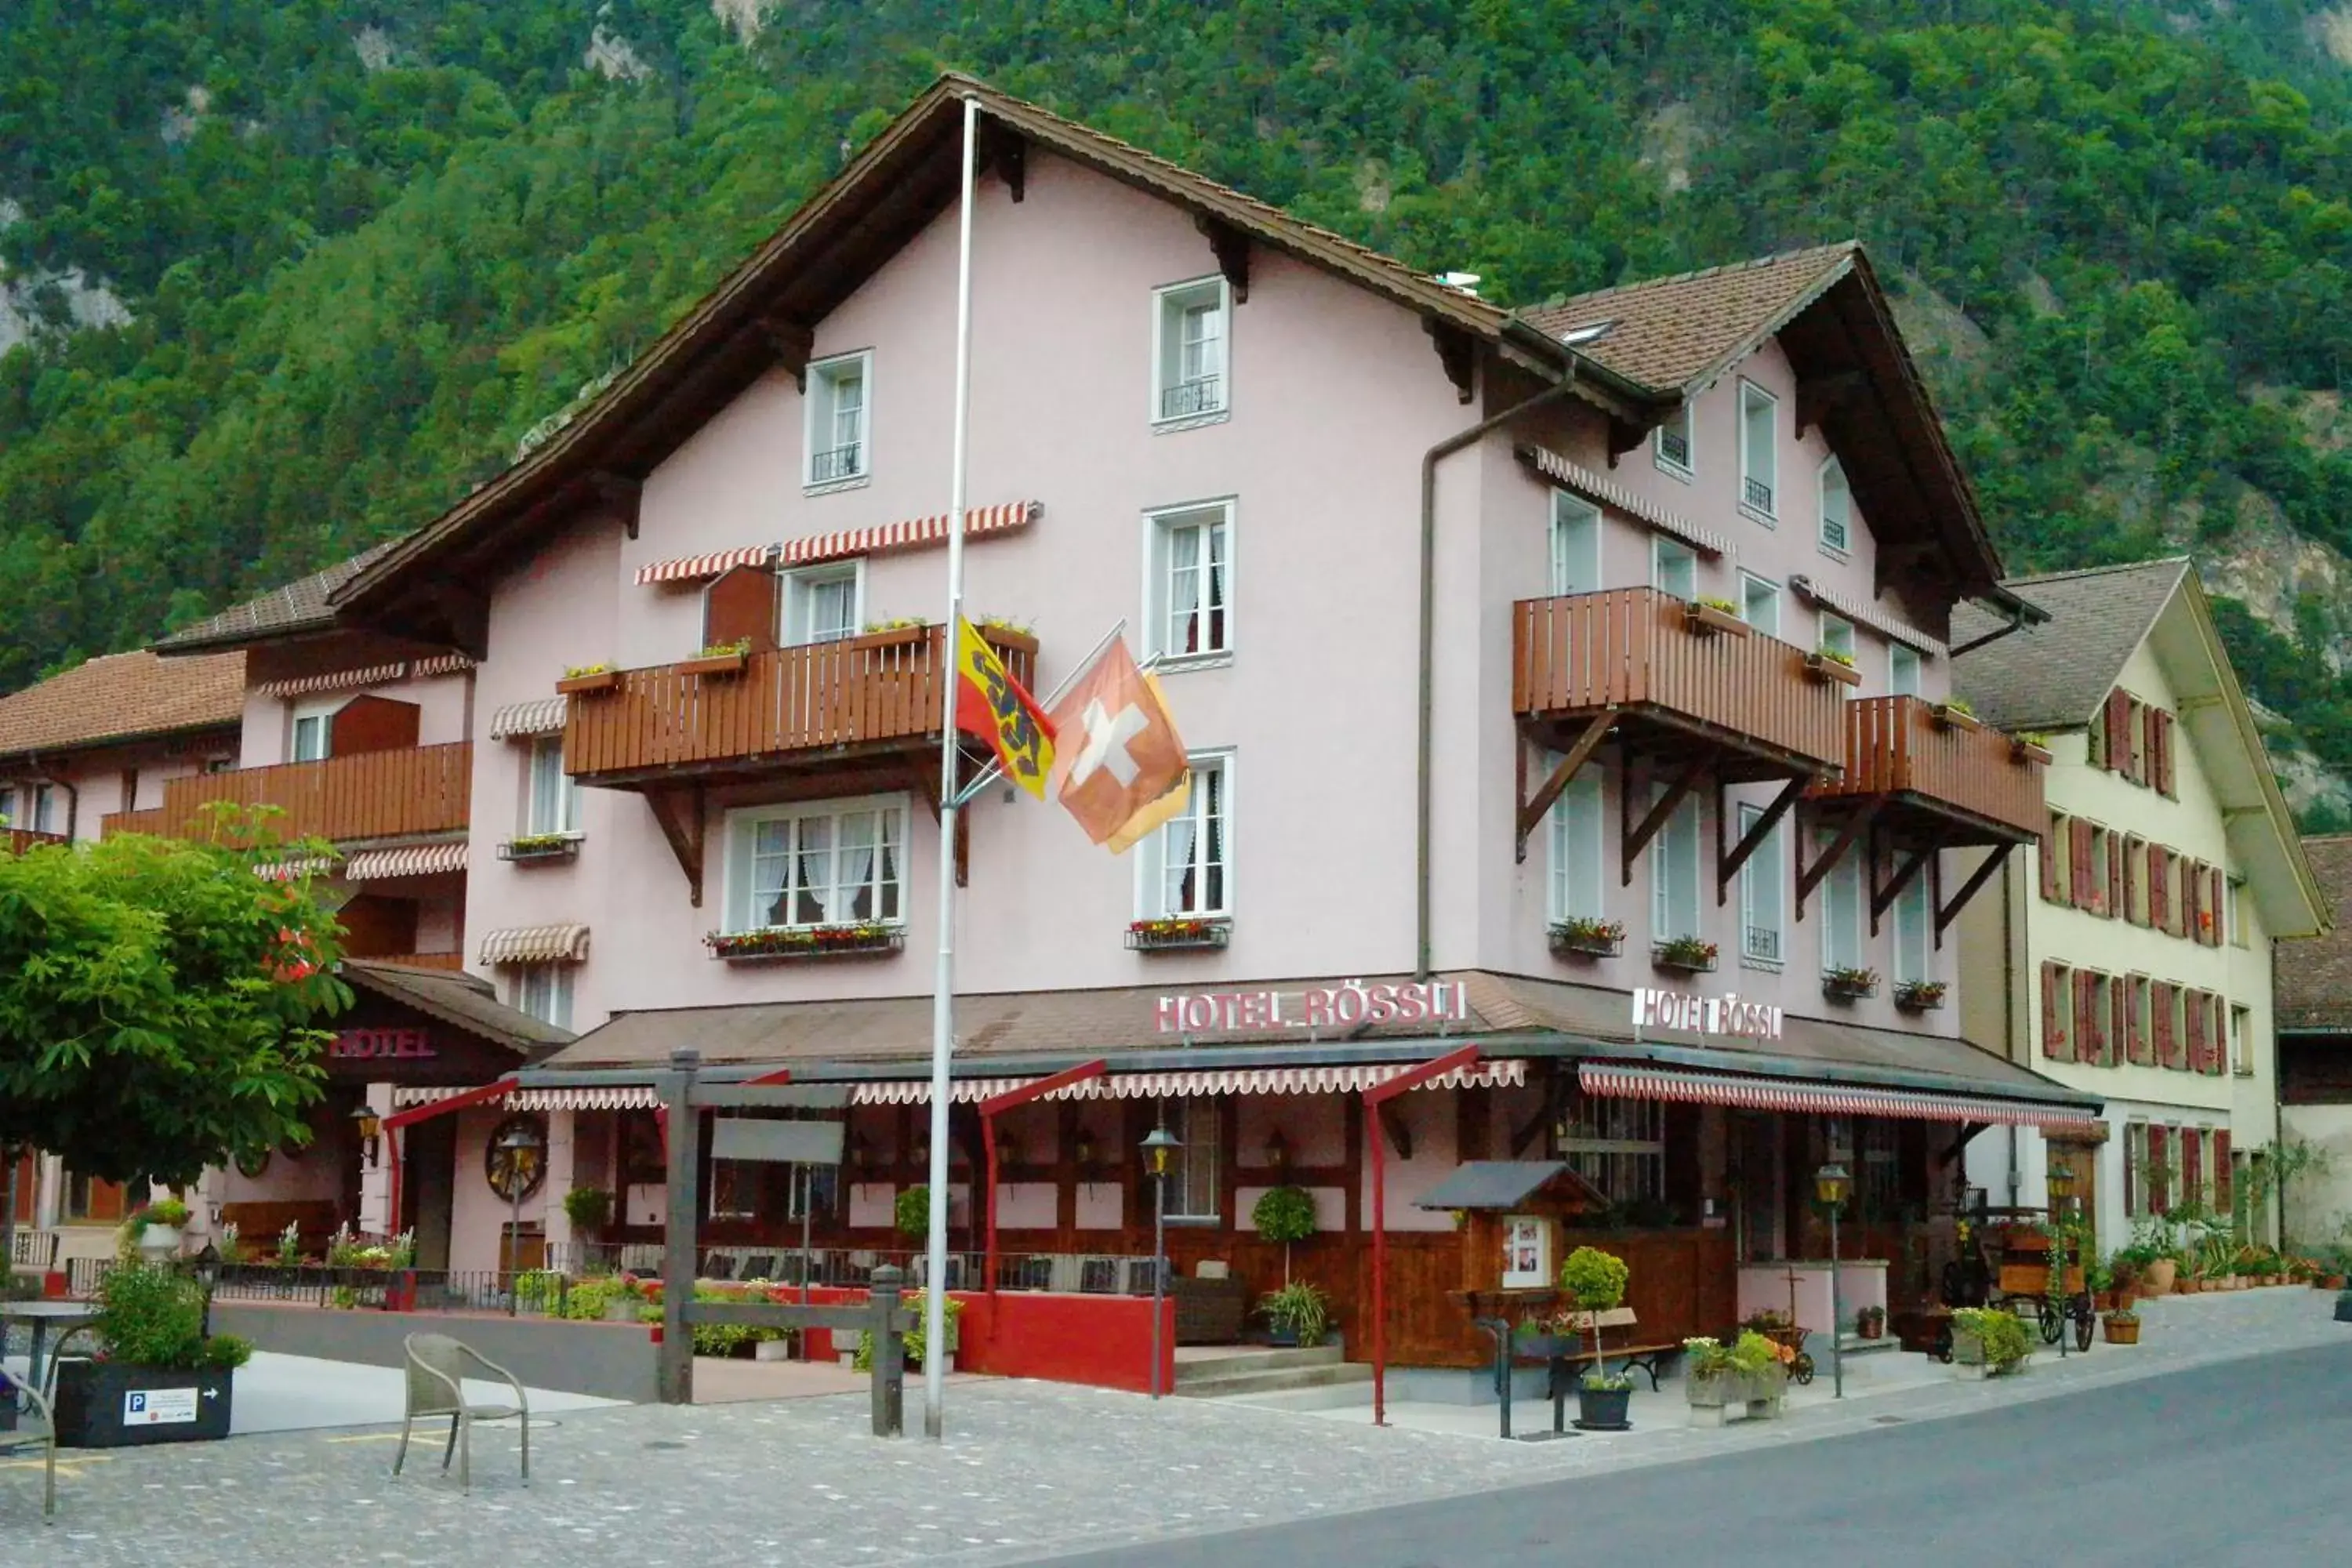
top-left (985, 1113), bottom-right (1000, 1301)
top-left (381, 1076), bottom-right (520, 1244)
top-left (1363, 1044), bottom-right (1482, 1428)
top-left (978, 1061), bottom-right (1106, 1305)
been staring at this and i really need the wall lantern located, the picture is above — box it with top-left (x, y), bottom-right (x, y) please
top-left (351, 1105), bottom-right (383, 1170)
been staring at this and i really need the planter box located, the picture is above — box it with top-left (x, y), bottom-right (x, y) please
top-left (498, 837), bottom-right (580, 864)
top-left (1126, 921), bottom-right (1231, 953)
top-left (1650, 944), bottom-right (1718, 975)
top-left (1823, 976), bottom-right (1878, 1002)
top-left (2011, 739), bottom-right (2053, 765)
top-left (556, 670), bottom-right (619, 696)
top-left (53, 1360), bottom-right (234, 1448)
top-left (2102, 1317), bottom-right (2141, 1345)
top-left (1548, 927), bottom-right (1625, 959)
top-left (679, 650), bottom-right (750, 678)
top-left (1952, 1352), bottom-right (2031, 1381)
top-left (1686, 1367), bottom-right (1785, 1428)
top-left (707, 929), bottom-right (906, 964)
top-left (1893, 985), bottom-right (1946, 1013)
top-left (1682, 603), bottom-right (1750, 638)
top-left (1805, 654), bottom-right (1862, 688)
top-left (850, 626), bottom-right (934, 652)
top-left (1931, 704), bottom-right (1982, 732)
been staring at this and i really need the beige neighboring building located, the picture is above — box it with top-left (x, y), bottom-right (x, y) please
top-left (2275, 837), bottom-right (2352, 1248)
top-left (1953, 560), bottom-right (2327, 1249)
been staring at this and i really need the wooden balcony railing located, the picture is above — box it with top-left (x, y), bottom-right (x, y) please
top-left (102, 743), bottom-right (473, 844)
top-left (360, 952), bottom-right (467, 971)
top-left (1807, 695), bottom-right (2045, 839)
top-left (2, 828), bottom-right (68, 854)
top-left (565, 626), bottom-right (1037, 784)
top-left (1512, 587), bottom-right (1846, 772)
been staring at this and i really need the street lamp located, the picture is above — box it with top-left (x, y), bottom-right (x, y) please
top-left (350, 1105), bottom-right (382, 1170)
top-left (495, 1122), bottom-right (539, 1315)
top-left (1140, 1123), bottom-right (1183, 1399)
top-left (2047, 1160), bottom-right (2078, 1360)
top-left (1814, 1160), bottom-right (1851, 1399)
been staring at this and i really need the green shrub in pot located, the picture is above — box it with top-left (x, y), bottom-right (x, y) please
top-left (1259, 1280), bottom-right (1330, 1347)
top-left (1250, 1185), bottom-right (1316, 1283)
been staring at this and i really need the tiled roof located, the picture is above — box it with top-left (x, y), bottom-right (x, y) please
top-left (1520, 243), bottom-right (1861, 393)
top-left (155, 539), bottom-right (405, 652)
top-left (0, 649), bottom-right (245, 761)
top-left (1950, 559), bottom-right (2190, 731)
top-left (340, 960), bottom-right (575, 1058)
top-left (2279, 836), bottom-right (2352, 1029)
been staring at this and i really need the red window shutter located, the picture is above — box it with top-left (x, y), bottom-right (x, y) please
top-left (2148, 1124), bottom-right (2171, 1214)
top-left (2104, 689), bottom-right (2131, 771)
top-left (2214, 1129), bottom-right (2233, 1211)
top-left (2124, 1130), bottom-right (2140, 1218)
top-left (2131, 702), bottom-right (2149, 785)
top-left (2157, 710), bottom-right (2176, 796)
top-left (10, 1149), bottom-right (32, 1223)
top-left (2184, 862), bottom-right (2204, 946)
top-left (2110, 978), bottom-right (2127, 1070)
top-left (2042, 963), bottom-right (2068, 1061)
top-left (2181, 1127), bottom-right (2203, 1208)
top-left (2071, 820), bottom-right (2094, 909)
top-left (2185, 989), bottom-right (2207, 1073)
top-left (2154, 982), bottom-right (2176, 1068)
top-left (2124, 840), bottom-right (2140, 925)
top-left (2208, 866), bottom-right (2225, 946)
top-left (86, 1178), bottom-right (124, 1223)
top-left (2150, 851), bottom-right (2169, 932)
top-left (2107, 838), bottom-right (2125, 919)
top-left (2040, 826), bottom-right (2060, 903)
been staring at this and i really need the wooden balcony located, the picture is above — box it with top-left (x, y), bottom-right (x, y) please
top-left (2, 829), bottom-right (68, 854)
top-left (1806, 696), bottom-right (2044, 844)
top-left (564, 625), bottom-right (1037, 789)
top-left (1511, 588), bottom-right (1846, 779)
top-left (101, 743), bottom-right (473, 844)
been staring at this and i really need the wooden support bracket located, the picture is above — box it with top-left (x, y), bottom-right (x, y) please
top-left (1716, 776), bottom-right (1809, 907)
top-left (1795, 802), bottom-right (1877, 922)
top-left (591, 471), bottom-right (644, 541)
top-left (1936, 844), bottom-right (2013, 941)
top-left (981, 122), bottom-right (1026, 201)
top-left (1871, 844), bottom-right (1932, 923)
top-left (1796, 370), bottom-right (1867, 437)
top-left (644, 786), bottom-right (707, 907)
top-left (753, 314), bottom-right (814, 392)
top-left (1196, 215), bottom-right (1249, 302)
top-left (1622, 753), bottom-right (1709, 887)
top-left (1515, 714), bottom-right (1612, 862)
top-left (1606, 416), bottom-right (1647, 465)
top-left (1425, 318), bottom-right (1475, 404)
top-left (1939, 1122), bottom-right (1991, 1167)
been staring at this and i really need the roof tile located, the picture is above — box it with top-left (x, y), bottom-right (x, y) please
top-left (2279, 836), bottom-right (2352, 1029)
top-left (156, 539), bottom-right (405, 652)
top-left (1521, 243), bottom-right (1860, 392)
top-left (1951, 560), bottom-right (2189, 731)
top-left (0, 650), bottom-right (244, 760)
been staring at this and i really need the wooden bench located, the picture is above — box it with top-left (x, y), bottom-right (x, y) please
top-left (1538, 1305), bottom-right (1683, 1392)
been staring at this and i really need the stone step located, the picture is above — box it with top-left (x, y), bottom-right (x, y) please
top-left (1174, 1344), bottom-right (1343, 1382)
top-left (1174, 1360), bottom-right (1374, 1399)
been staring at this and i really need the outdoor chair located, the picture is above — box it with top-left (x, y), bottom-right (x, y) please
top-left (394, 1334), bottom-right (529, 1493)
top-left (0, 1363), bottom-right (56, 1523)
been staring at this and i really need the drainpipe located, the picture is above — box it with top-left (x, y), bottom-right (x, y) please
top-left (1417, 361), bottom-right (1584, 982)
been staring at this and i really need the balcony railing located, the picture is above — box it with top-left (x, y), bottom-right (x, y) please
top-left (1657, 429), bottom-right (1690, 468)
top-left (1807, 695), bottom-right (2045, 839)
top-left (809, 442), bottom-right (864, 483)
top-left (1743, 474), bottom-right (1775, 513)
top-left (1512, 587), bottom-right (1845, 772)
top-left (2, 828), bottom-right (67, 854)
top-left (102, 743), bottom-right (473, 844)
top-left (565, 625), bottom-right (1037, 784)
top-left (1159, 376), bottom-right (1223, 419)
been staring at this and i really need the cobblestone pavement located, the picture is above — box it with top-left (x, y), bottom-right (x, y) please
top-left (0, 1287), bottom-right (2338, 1567)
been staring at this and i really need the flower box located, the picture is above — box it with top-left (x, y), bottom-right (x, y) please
top-left (850, 624), bottom-right (934, 653)
top-left (1682, 602), bottom-right (1751, 638)
top-left (2010, 739), bottom-right (2053, 765)
top-left (679, 648), bottom-right (750, 678)
top-left (1823, 968), bottom-right (1879, 1002)
top-left (1686, 1365), bottom-right (1786, 1427)
top-left (1548, 920), bottom-right (1626, 959)
top-left (1805, 653), bottom-right (1862, 688)
top-left (498, 835), bottom-right (580, 864)
top-left (556, 669), bottom-right (619, 696)
top-left (1126, 918), bottom-right (1231, 952)
top-left (705, 926), bottom-right (904, 964)
top-left (1893, 980), bottom-right (1945, 1012)
top-left (976, 625), bottom-right (1039, 658)
top-left (1650, 939), bottom-right (1718, 975)
top-left (1931, 702), bottom-right (1982, 732)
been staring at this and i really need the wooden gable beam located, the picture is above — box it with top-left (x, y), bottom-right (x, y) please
top-left (1716, 776), bottom-right (1808, 906)
top-left (590, 471), bottom-right (644, 542)
top-left (754, 314), bottom-right (814, 393)
top-left (1795, 801), bottom-right (1877, 920)
top-left (643, 786), bottom-right (707, 907)
top-left (1621, 753), bottom-right (1710, 887)
top-left (1795, 369), bottom-right (1867, 437)
top-left (1196, 214), bottom-right (1249, 302)
top-left (1606, 416), bottom-right (1648, 466)
top-left (1936, 844), bottom-right (2013, 943)
top-left (980, 122), bottom-right (1026, 202)
top-left (1515, 715), bottom-right (1612, 863)
top-left (1424, 318), bottom-right (1475, 404)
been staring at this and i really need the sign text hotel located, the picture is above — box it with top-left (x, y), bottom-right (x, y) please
top-left (1632, 987), bottom-right (1784, 1043)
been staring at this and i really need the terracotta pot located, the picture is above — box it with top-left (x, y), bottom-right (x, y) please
top-left (2103, 1317), bottom-right (2141, 1345)
top-left (2143, 1258), bottom-right (2178, 1294)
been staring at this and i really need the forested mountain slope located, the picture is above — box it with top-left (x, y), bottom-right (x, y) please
top-left (5, 1), bottom-right (2352, 815)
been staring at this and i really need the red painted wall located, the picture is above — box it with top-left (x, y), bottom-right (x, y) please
top-left (779, 1285), bottom-right (1174, 1394)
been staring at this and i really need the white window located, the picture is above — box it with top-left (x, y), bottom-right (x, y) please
top-left (1650, 790), bottom-right (1701, 945)
top-left (291, 700), bottom-right (338, 763)
top-left (1740, 573), bottom-right (1781, 637)
top-left (1555, 1097), bottom-right (1665, 1203)
top-left (2227, 880), bottom-right (2247, 947)
top-left (513, 964), bottom-right (574, 1031)
top-left (1654, 405), bottom-right (1693, 474)
top-left (1153, 278), bottom-right (1229, 423)
top-left (1739, 381), bottom-right (1778, 517)
top-left (1819, 457), bottom-right (1853, 554)
top-left (1162, 1098), bottom-right (1220, 1221)
top-left (1147, 502), bottom-right (1232, 659)
top-left (1548, 766), bottom-right (1605, 923)
top-left (781, 563), bottom-right (862, 647)
top-left (1818, 614), bottom-right (1856, 683)
top-left (524, 736), bottom-right (579, 837)
top-left (804, 351), bottom-right (870, 485)
top-left (709, 1159), bottom-right (759, 1221)
top-left (1738, 802), bottom-right (1784, 964)
top-left (1653, 535), bottom-right (1698, 601)
top-left (1141, 753), bottom-right (1229, 918)
top-left (725, 796), bottom-right (908, 934)
top-left (1550, 493), bottom-right (1602, 597)
top-left (1893, 869), bottom-right (1930, 985)
top-left (1889, 643), bottom-right (1922, 698)
top-left (1821, 833), bottom-right (1863, 972)
top-left (2231, 1005), bottom-right (2253, 1075)
top-left (28, 783), bottom-right (56, 834)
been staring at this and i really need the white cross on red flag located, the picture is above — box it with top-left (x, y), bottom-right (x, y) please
top-left (1047, 635), bottom-right (1189, 851)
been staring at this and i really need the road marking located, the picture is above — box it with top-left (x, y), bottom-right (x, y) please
top-left (325, 1432), bottom-right (411, 1444)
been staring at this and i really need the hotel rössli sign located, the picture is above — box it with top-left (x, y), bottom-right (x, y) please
top-left (1632, 986), bottom-right (1784, 1043)
top-left (1155, 980), bottom-right (1473, 1034)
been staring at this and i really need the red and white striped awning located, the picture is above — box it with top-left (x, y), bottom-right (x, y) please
top-left (488, 698), bottom-right (568, 740)
top-left (778, 500), bottom-right (1039, 568)
top-left (1579, 1062), bottom-right (2099, 1131)
top-left (253, 857), bottom-right (336, 882)
top-left (345, 840), bottom-right (468, 881)
top-left (633, 543), bottom-right (778, 586)
top-left (252, 654), bottom-right (477, 699)
top-left (391, 1083), bottom-right (659, 1112)
top-left (851, 1058), bottom-right (1525, 1105)
top-left (1515, 444), bottom-right (1730, 557)
top-left (1788, 576), bottom-right (1946, 658)
top-left (478, 924), bottom-right (592, 965)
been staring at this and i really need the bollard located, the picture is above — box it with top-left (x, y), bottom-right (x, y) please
top-left (869, 1265), bottom-right (906, 1437)
top-left (1475, 1316), bottom-right (1512, 1440)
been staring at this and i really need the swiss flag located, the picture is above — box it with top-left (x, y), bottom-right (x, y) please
top-left (1047, 637), bottom-right (1189, 849)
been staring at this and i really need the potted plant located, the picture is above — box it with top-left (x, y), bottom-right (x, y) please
top-left (1950, 1305), bottom-right (2031, 1379)
top-left (120, 1198), bottom-right (191, 1263)
top-left (680, 637), bottom-right (753, 677)
top-left (2101, 1308), bottom-right (2141, 1345)
top-left (1651, 935), bottom-right (1718, 975)
top-left (704, 924), bottom-right (903, 963)
top-left (1931, 696), bottom-right (1981, 731)
top-left (1823, 966), bottom-right (1879, 1002)
top-left (1548, 916), bottom-right (1626, 959)
top-left (556, 662), bottom-right (619, 695)
top-left (1260, 1280), bottom-right (1331, 1348)
top-left (53, 1264), bottom-right (252, 1447)
top-left (1893, 979), bottom-right (1946, 1012)
top-left (562, 1185), bottom-right (613, 1240)
top-left (1559, 1245), bottom-right (1633, 1431)
top-left (2011, 731), bottom-right (2054, 764)
top-left (1250, 1186), bottom-right (1317, 1283)
top-left (1856, 1305), bottom-right (1886, 1341)
top-left (1683, 596), bottom-right (1751, 637)
top-left (1126, 916), bottom-right (1232, 952)
top-left (1682, 1330), bottom-right (1787, 1427)
top-left (895, 1185), bottom-right (931, 1241)
top-left (1806, 647), bottom-right (1862, 687)
top-left (499, 831), bottom-right (579, 863)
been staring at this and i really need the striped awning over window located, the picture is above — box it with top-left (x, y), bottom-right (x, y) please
top-left (851, 1058), bottom-right (1525, 1106)
top-left (633, 544), bottom-right (778, 586)
top-left (1515, 444), bottom-right (1730, 558)
top-left (391, 1083), bottom-right (658, 1112)
top-left (252, 654), bottom-right (477, 699)
top-left (631, 503), bottom-right (1042, 587)
top-left (1788, 575), bottom-right (1946, 658)
top-left (478, 924), bottom-right (591, 966)
top-left (1579, 1062), bottom-right (2097, 1131)
top-left (488, 698), bottom-right (568, 740)
top-left (253, 857), bottom-right (336, 882)
top-left (343, 840), bottom-right (469, 881)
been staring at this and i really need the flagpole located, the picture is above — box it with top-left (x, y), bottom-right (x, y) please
top-left (922, 93), bottom-right (979, 1442)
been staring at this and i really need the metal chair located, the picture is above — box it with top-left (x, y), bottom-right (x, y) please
top-left (0, 1364), bottom-right (56, 1523)
top-left (394, 1334), bottom-right (529, 1493)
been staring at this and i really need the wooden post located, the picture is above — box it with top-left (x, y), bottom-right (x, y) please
top-left (656, 1050), bottom-right (701, 1406)
top-left (870, 1265), bottom-right (906, 1437)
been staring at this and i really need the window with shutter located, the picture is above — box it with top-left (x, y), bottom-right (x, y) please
top-left (2214, 1129), bottom-right (2233, 1215)
top-left (2182, 1127), bottom-right (2205, 1209)
top-left (2040, 819), bottom-right (2061, 903)
top-left (2155, 709), bottom-right (2176, 797)
top-left (2207, 866), bottom-right (2225, 946)
top-left (2109, 978), bottom-right (2127, 1070)
top-left (2104, 688), bottom-right (2131, 771)
top-left (2074, 971), bottom-right (2095, 1065)
top-left (2154, 981), bottom-right (2176, 1069)
top-left (2042, 963), bottom-right (2071, 1062)
top-left (2071, 819), bottom-right (2094, 910)
top-left (2150, 850), bottom-right (2169, 932)
top-left (2183, 862), bottom-right (2203, 946)
top-left (2185, 989), bottom-right (2206, 1073)
top-left (2127, 699), bottom-right (2147, 785)
top-left (2147, 706), bottom-right (2167, 794)
top-left (2127, 975), bottom-right (2151, 1065)
top-left (2147, 1124), bottom-right (2171, 1214)
top-left (2123, 837), bottom-right (2142, 924)
top-left (2106, 836), bottom-right (2125, 918)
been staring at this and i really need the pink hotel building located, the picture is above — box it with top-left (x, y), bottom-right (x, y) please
top-left (8, 77), bottom-right (2103, 1378)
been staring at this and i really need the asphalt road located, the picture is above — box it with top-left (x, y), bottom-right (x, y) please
top-left (1048, 1341), bottom-right (2352, 1567)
